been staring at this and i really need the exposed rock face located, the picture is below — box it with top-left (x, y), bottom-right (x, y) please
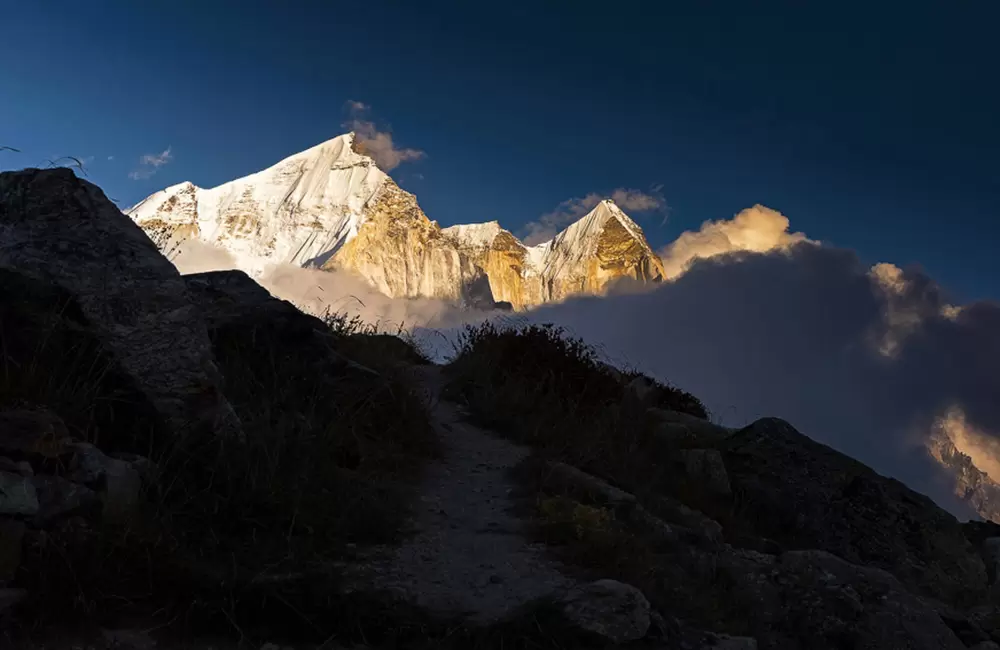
top-left (444, 200), bottom-right (665, 309)
top-left (718, 417), bottom-right (986, 605)
top-left (326, 178), bottom-right (492, 305)
top-left (527, 200), bottom-right (665, 305)
top-left (129, 134), bottom-right (664, 310)
top-left (678, 449), bottom-right (732, 496)
top-left (443, 222), bottom-right (538, 309)
top-left (0, 169), bottom-right (240, 441)
top-left (731, 549), bottom-right (969, 649)
top-left (927, 427), bottom-right (1000, 523)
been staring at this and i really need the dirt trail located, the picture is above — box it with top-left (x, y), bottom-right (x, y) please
top-left (342, 365), bottom-right (574, 623)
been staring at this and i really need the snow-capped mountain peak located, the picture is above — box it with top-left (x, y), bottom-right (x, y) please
top-left (129, 134), bottom-right (665, 310)
top-left (128, 133), bottom-right (388, 277)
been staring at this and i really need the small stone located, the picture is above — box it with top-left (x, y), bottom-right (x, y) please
top-left (66, 443), bottom-right (143, 523)
top-left (32, 475), bottom-right (100, 526)
top-left (704, 633), bottom-right (759, 649)
top-left (557, 579), bottom-right (651, 644)
top-left (489, 574), bottom-right (504, 584)
top-left (112, 452), bottom-right (155, 481)
top-left (0, 470), bottom-right (39, 516)
top-left (101, 460), bottom-right (142, 524)
top-left (100, 628), bottom-right (156, 650)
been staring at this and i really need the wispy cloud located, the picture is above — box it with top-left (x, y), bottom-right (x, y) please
top-left (341, 101), bottom-right (424, 171)
top-left (345, 99), bottom-right (370, 114)
top-left (522, 188), bottom-right (665, 246)
top-left (129, 146), bottom-right (173, 180)
top-left (107, 155), bottom-right (115, 161)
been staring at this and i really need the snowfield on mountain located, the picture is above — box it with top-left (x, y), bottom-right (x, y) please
top-left (128, 133), bottom-right (665, 309)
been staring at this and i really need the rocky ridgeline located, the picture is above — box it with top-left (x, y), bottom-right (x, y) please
top-left (3, 167), bottom-right (1000, 649)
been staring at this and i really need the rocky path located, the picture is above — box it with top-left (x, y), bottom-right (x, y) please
top-left (342, 365), bottom-right (574, 623)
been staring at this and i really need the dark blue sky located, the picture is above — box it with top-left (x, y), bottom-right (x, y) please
top-left (4, 1), bottom-right (998, 300)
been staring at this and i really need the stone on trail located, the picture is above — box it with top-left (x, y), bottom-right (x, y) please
top-left (556, 579), bottom-right (651, 644)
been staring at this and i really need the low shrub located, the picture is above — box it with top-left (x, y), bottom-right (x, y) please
top-left (444, 322), bottom-right (706, 494)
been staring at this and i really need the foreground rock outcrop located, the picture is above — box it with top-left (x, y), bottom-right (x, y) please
top-left (0, 169), bottom-right (240, 442)
top-left (717, 417), bottom-right (986, 605)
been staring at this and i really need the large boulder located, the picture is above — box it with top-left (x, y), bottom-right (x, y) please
top-left (734, 550), bottom-right (968, 649)
top-left (718, 417), bottom-right (986, 606)
top-left (0, 472), bottom-right (37, 517)
top-left (0, 169), bottom-right (240, 441)
top-left (555, 579), bottom-right (651, 644)
top-left (677, 449), bottom-right (732, 496)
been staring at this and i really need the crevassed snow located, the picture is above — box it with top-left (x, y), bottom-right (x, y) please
top-left (128, 133), bottom-right (388, 277)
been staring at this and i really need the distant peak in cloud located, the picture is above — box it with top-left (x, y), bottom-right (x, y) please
top-left (522, 187), bottom-right (665, 246)
top-left (659, 204), bottom-right (811, 278)
top-left (341, 101), bottom-right (424, 172)
top-left (129, 146), bottom-right (172, 180)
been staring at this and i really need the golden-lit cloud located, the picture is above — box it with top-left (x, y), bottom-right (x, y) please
top-left (659, 204), bottom-right (811, 278)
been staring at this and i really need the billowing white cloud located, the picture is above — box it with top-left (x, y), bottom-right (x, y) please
top-left (523, 188), bottom-right (665, 246)
top-left (341, 101), bottom-right (425, 171)
top-left (459, 239), bottom-right (1000, 519)
top-left (129, 147), bottom-right (173, 180)
top-left (659, 204), bottom-right (811, 278)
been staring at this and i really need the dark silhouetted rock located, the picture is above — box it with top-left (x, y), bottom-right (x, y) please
top-left (731, 549), bottom-right (966, 649)
top-left (719, 417), bottom-right (986, 605)
top-left (0, 471), bottom-right (38, 516)
top-left (32, 475), bottom-right (99, 526)
top-left (0, 168), bottom-right (240, 441)
top-left (648, 408), bottom-right (733, 449)
top-left (678, 449), bottom-right (732, 496)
